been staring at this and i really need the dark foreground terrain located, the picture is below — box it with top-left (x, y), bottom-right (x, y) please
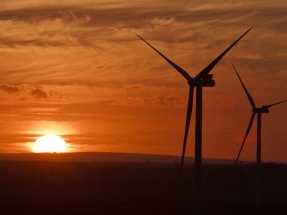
top-left (0, 160), bottom-right (287, 215)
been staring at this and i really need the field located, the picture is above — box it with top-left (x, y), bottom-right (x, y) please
top-left (0, 160), bottom-right (287, 215)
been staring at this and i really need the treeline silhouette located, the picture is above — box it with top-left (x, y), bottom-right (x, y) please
top-left (0, 161), bottom-right (286, 215)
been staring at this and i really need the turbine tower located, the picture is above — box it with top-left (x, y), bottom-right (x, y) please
top-left (136, 28), bottom-right (251, 215)
top-left (232, 63), bottom-right (287, 206)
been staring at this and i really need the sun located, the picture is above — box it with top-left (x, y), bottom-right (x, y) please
top-left (34, 135), bottom-right (67, 153)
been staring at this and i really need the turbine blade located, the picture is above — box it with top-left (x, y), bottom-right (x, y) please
top-left (235, 112), bottom-right (256, 165)
top-left (180, 86), bottom-right (194, 176)
top-left (194, 28), bottom-right (252, 81)
top-left (136, 34), bottom-right (192, 81)
top-left (231, 63), bottom-right (256, 109)
top-left (262, 100), bottom-right (287, 109)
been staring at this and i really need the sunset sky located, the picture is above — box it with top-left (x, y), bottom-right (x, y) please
top-left (0, 0), bottom-right (287, 163)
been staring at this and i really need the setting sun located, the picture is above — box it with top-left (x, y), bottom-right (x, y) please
top-left (34, 135), bottom-right (67, 153)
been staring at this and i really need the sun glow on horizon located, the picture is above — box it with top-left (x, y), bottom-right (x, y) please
top-left (34, 135), bottom-right (67, 153)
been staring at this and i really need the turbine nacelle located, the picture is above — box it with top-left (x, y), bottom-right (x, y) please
top-left (187, 74), bottom-right (215, 87)
top-left (254, 107), bottom-right (269, 113)
top-left (196, 79), bottom-right (215, 87)
top-left (202, 74), bottom-right (214, 80)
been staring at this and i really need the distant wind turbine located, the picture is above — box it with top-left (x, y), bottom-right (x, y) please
top-left (137, 28), bottom-right (251, 215)
top-left (232, 63), bottom-right (287, 206)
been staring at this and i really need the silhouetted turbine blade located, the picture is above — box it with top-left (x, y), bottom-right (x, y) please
top-left (235, 112), bottom-right (256, 165)
top-left (262, 100), bottom-right (287, 109)
top-left (231, 63), bottom-right (256, 109)
top-left (194, 28), bottom-right (252, 81)
top-left (180, 86), bottom-right (194, 175)
top-left (135, 34), bottom-right (192, 81)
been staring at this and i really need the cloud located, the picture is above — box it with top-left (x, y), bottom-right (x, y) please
top-left (120, 85), bottom-right (144, 90)
top-left (0, 0), bottom-right (191, 12)
top-left (157, 96), bottom-right (181, 106)
top-left (31, 88), bottom-right (48, 99)
top-left (0, 84), bottom-right (20, 94)
top-left (0, 16), bottom-right (79, 48)
top-left (115, 94), bottom-right (184, 107)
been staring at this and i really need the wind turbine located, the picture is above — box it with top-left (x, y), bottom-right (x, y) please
top-left (136, 28), bottom-right (251, 215)
top-left (232, 63), bottom-right (287, 206)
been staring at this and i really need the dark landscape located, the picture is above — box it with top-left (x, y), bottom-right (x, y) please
top-left (0, 153), bottom-right (286, 215)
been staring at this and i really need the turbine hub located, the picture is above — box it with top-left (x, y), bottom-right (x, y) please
top-left (187, 79), bottom-right (195, 86)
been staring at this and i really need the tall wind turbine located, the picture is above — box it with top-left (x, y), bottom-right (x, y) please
top-left (232, 63), bottom-right (287, 206)
top-left (137, 28), bottom-right (251, 215)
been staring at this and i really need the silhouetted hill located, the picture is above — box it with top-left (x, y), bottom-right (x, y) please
top-left (0, 152), bottom-right (234, 164)
top-left (0, 161), bottom-right (286, 214)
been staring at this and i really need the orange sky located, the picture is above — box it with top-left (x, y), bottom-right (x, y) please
top-left (0, 0), bottom-right (287, 163)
